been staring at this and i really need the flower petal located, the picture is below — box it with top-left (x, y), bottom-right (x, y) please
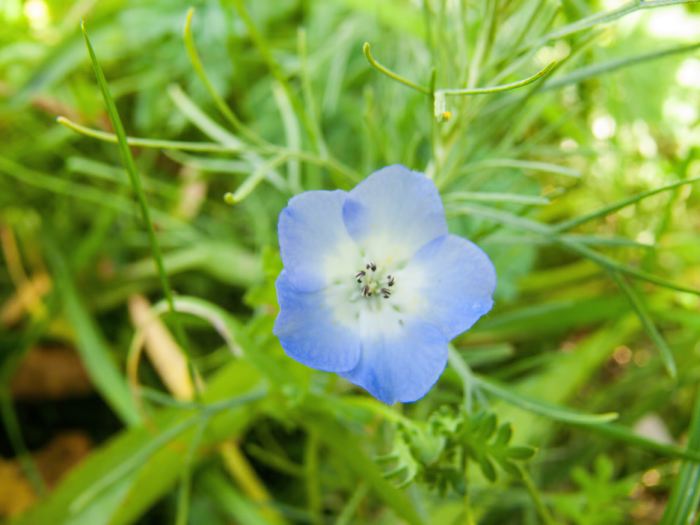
top-left (406, 234), bottom-right (496, 339)
top-left (274, 271), bottom-right (361, 372)
top-left (342, 165), bottom-right (447, 262)
top-left (278, 190), bottom-right (359, 291)
top-left (341, 319), bottom-right (448, 404)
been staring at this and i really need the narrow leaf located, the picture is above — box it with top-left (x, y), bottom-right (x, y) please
top-left (660, 388), bottom-right (700, 525)
top-left (45, 241), bottom-right (140, 426)
top-left (610, 270), bottom-right (677, 379)
top-left (475, 375), bottom-right (619, 425)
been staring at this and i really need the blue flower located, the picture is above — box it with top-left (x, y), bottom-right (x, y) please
top-left (273, 165), bottom-right (496, 404)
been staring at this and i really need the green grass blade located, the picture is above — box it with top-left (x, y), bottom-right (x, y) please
top-left (335, 483), bottom-right (369, 525)
top-left (660, 388), bottom-right (700, 525)
top-left (167, 83), bottom-right (244, 148)
top-left (201, 470), bottom-right (277, 525)
top-left (66, 156), bottom-right (178, 196)
top-left (485, 233), bottom-right (654, 249)
top-left (464, 158), bottom-right (581, 178)
top-left (183, 7), bottom-right (267, 147)
top-left (476, 371), bottom-right (700, 463)
top-left (175, 416), bottom-right (209, 525)
top-left (474, 374), bottom-right (619, 425)
top-left (81, 21), bottom-right (197, 390)
top-left (451, 203), bottom-right (700, 296)
top-left (544, 42), bottom-right (700, 92)
top-left (561, 234), bottom-right (654, 249)
top-left (447, 202), bottom-right (551, 234)
top-left (70, 387), bottom-right (265, 514)
top-left (122, 241), bottom-right (262, 288)
top-left (297, 28), bottom-right (329, 158)
top-left (45, 241), bottom-right (140, 426)
top-left (589, 421), bottom-right (700, 464)
top-left (10, 359), bottom-right (264, 525)
top-left (553, 176), bottom-right (700, 233)
top-left (445, 191), bottom-right (550, 205)
top-left (559, 238), bottom-right (700, 297)
top-left (0, 156), bottom-right (187, 231)
top-left (273, 82), bottom-right (302, 193)
top-left (70, 417), bottom-right (199, 513)
top-left (229, 0), bottom-right (327, 152)
top-left (610, 270), bottom-right (677, 379)
top-left (537, 0), bottom-right (695, 44)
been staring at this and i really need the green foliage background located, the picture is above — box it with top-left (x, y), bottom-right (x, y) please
top-left (1, 0), bottom-right (699, 523)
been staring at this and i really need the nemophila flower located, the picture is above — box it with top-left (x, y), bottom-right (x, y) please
top-left (273, 165), bottom-right (496, 404)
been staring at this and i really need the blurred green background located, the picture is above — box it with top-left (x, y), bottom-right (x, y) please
top-left (1, 0), bottom-right (699, 523)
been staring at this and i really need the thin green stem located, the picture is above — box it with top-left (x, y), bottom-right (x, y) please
top-left (519, 466), bottom-right (556, 525)
top-left (362, 42), bottom-right (431, 95)
top-left (183, 8), bottom-right (269, 147)
top-left (225, 153), bottom-right (290, 203)
top-left (81, 22), bottom-right (199, 396)
top-left (440, 61), bottom-right (556, 96)
top-left (298, 28), bottom-right (328, 157)
top-left (229, 0), bottom-right (325, 154)
top-left (448, 346), bottom-right (474, 413)
top-left (57, 116), bottom-right (236, 153)
top-left (466, 0), bottom-right (498, 89)
top-left (58, 116), bottom-right (360, 183)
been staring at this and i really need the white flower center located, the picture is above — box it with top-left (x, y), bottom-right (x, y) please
top-left (353, 261), bottom-right (395, 300)
top-left (322, 240), bottom-right (427, 339)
